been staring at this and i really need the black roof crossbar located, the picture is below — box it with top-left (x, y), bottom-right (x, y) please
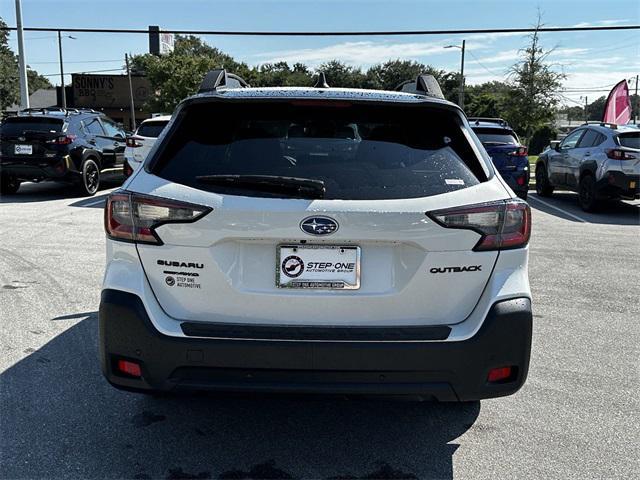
top-left (581, 121), bottom-right (618, 129)
top-left (395, 74), bottom-right (445, 99)
top-left (467, 117), bottom-right (512, 127)
top-left (198, 69), bottom-right (250, 93)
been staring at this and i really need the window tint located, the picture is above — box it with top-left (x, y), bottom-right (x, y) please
top-left (617, 132), bottom-right (640, 149)
top-left (152, 102), bottom-right (487, 200)
top-left (83, 118), bottom-right (105, 136)
top-left (1, 117), bottom-right (64, 136)
top-left (576, 129), bottom-right (600, 148)
top-left (137, 121), bottom-right (169, 138)
top-left (472, 128), bottom-right (518, 145)
top-left (101, 118), bottom-right (123, 138)
top-left (560, 129), bottom-right (584, 149)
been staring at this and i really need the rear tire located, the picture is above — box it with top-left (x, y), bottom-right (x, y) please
top-left (578, 174), bottom-right (599, 212)
top-left (77, 158), bottom-right (100, 196)
top-left (0, 173), bottom-right (20, 195)
top-left (535, 164), bottom-right (553, 197)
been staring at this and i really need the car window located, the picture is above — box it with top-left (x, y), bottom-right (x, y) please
top-left (83, 117), bottom-right (105, 136)
top-left (101, 118), bottom-right (123, 138)
top-left (472, 128), bottom-right (518, 145)
top-left (617, 132), bottom-right (640, 149)
top-left (560, 129), bottom-right (584, 149)
top-left (576, 129), bottom-right (600, 148)
top-left (151, 101), bottom-right (487, 201)
top-left (0, 117), bottom-right (64, 136)
top-left (137, 121), bottom-right (169, 138)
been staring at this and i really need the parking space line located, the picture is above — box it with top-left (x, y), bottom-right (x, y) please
top-left (528, 194), bottom-right (588, 223)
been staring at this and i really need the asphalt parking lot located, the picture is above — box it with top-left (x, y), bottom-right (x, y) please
top-left (1, 182), bottom-right (639, 480)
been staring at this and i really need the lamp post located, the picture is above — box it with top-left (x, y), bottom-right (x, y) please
top-left (57, 32), bottom-right (76, 109)
top-left (445, 40), bottom-right (466, 109)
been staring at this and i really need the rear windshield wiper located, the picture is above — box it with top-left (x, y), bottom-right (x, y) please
top-left (195, 174), bottom-right (326, 199)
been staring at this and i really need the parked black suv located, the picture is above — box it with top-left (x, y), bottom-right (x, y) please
top-left (0, 108), bottom-right (127, 196)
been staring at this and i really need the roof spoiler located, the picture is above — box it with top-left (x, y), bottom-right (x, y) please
top-left (467, 117), bottom-right (510, 127)
top-left (198, 69), bottom-right (250, 94)
top-left (395, 74), bottom-right (444, 99)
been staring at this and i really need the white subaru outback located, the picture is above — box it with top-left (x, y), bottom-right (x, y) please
top-left (100, 70), bottom-right (532, 401)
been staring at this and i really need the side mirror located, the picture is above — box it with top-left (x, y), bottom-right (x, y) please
top-left (550, 140), bottom-right (560, 151)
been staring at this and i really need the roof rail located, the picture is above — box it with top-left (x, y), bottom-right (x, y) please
top-left (198, 69), bottom-right (250, 94)
top-left (395, 74), bottom-right (445, 100)
top-left (467, 117), bottom-right (509, 127)
top-left (581, 121), bottom-right (617, 129)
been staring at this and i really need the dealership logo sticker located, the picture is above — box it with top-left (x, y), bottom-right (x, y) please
top-left (282, 255), bottom-right (305, 278)
top-left (300, 216), bottom-right (338, 236)
top-left (165, 276), bottom-right (176, 286)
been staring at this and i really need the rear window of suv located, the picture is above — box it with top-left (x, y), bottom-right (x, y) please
top-left (472, 127), bottom-right (518, 145)
top-left (617, 132), bottom-right (640, 149)
top-left (137, 120), bottom-right (169, 138)
top-left (151, 101), bottom-right (488, 200)
top-left (1, 117), bottom-right (64, 137)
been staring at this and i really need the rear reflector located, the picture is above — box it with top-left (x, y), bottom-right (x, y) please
top-left (427, 199), bottom-right (531, 251)
top-left (117, 359), bottom-right (142, 378)
top-left (487, 366), bottom-right (515, 383)
top-left (105, 191), bottom-right (211, 245)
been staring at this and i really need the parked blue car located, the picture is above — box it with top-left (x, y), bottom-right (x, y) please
top-left (469, 118), bottom-right (530, 200)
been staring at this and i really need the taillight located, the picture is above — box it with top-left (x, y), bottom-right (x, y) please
top-left (606, 149), bottom-right (637, 160)
top-left (126, 136), bottom-right (143, 148)
top-left (48, 134), bottom-right (76, 145)
top-left (123, 159), bottom-right (133, 178)
top-left (508, 146), bottom-right (528, 157)
top-left (427, 199), bottom-right (531, 251)
top-left (104, 192), bottom-right (211, 245)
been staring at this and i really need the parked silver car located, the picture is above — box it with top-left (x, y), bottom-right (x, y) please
top-left (535, 123), bottom-right (640, 211)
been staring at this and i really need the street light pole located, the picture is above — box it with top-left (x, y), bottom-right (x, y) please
top-left (57, 30), bottom-right (66, 109)
top-left (125, 53), bottom-right (136, 131)
top-left (444, 40), bottom-right (466, 110)
top-left (15, 0), bottom-right (29, 108)
top-left (459, 39), bottom-right (466, 110)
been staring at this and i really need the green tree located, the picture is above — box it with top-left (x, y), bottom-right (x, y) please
top-left (316, 60), bottom-right (368, 88)
top-left (504, 13), bottom-right (565, 140)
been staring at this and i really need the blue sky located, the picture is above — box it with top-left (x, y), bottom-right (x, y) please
top-left (2, 0), bottom-right (639, 105)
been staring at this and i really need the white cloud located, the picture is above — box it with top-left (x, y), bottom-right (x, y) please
top-left (251, 39), bottom-right (489, 68)
top-left (570, 19), bottom-right (632, 28)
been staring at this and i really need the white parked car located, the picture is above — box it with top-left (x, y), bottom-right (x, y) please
top-left (123, 115), bottom-right (171, 176)
top-left (100, 70), bottom-right (532, 401)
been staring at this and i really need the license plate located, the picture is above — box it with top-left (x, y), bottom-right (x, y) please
top-left (630, 181), bottom-right (637, 189)
top-left (14, 144), bottom-right (33, 155)
top-left (277, 245), bottom-right (360, 289)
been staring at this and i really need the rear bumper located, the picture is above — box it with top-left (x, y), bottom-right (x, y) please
top-left (0, 155), bottom-right (75, 181)
top-left (597, 171), bottom-right (640, 199)
top-left (99, 289), bottom-right (532, 401)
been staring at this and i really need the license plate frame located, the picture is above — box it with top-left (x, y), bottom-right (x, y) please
top-left (276, 244), bottom-right (361, 290)
top-left (14, 144), bottom-right (33, 155)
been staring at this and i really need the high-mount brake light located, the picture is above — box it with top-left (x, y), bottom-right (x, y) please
top-left (126, 136), bottom-right (143, 148)
top-left (427, 199), bottom-right (531, 251)
top-left (508, 146), bottom-right (528, 157)
top-left (104, 192), bottom-right (211, 245)
top-left (606, 148), bottom-right (637, 160)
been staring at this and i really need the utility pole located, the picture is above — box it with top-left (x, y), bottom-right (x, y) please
top-left (582, 96), bottom-right (588, 123)
top-left (57, 30), bottom-right (66, 109)
top-left (15, 0), bottom-right (29, 108)
top-left (634, 75), bottom-right (639, 125)
top-left (125, 54), bottom-right (136, 131)
top-left (459, 39), bottom-right (466, 110)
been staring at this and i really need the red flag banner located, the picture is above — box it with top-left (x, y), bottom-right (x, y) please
top-left (603, 80), bottom-right (632, 125)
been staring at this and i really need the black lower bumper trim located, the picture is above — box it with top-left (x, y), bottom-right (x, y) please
top-left (99, 290), bottom-right (532, 401)
top-left (181, 321), bottom-right (451, 341)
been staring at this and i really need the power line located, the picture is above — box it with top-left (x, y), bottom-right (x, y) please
top-left (1, 24), bottom-right (639, 36)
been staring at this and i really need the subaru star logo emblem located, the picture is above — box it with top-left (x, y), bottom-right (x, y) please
top-left (300, 216), bottom-right (338, 236)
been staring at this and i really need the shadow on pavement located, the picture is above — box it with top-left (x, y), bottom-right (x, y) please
top-left (1, 313), bottom-right (480, 479)
top-left (528, 191), bottom-right (640, 225)
top-left (0, 181), bottom-right (119, 205)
